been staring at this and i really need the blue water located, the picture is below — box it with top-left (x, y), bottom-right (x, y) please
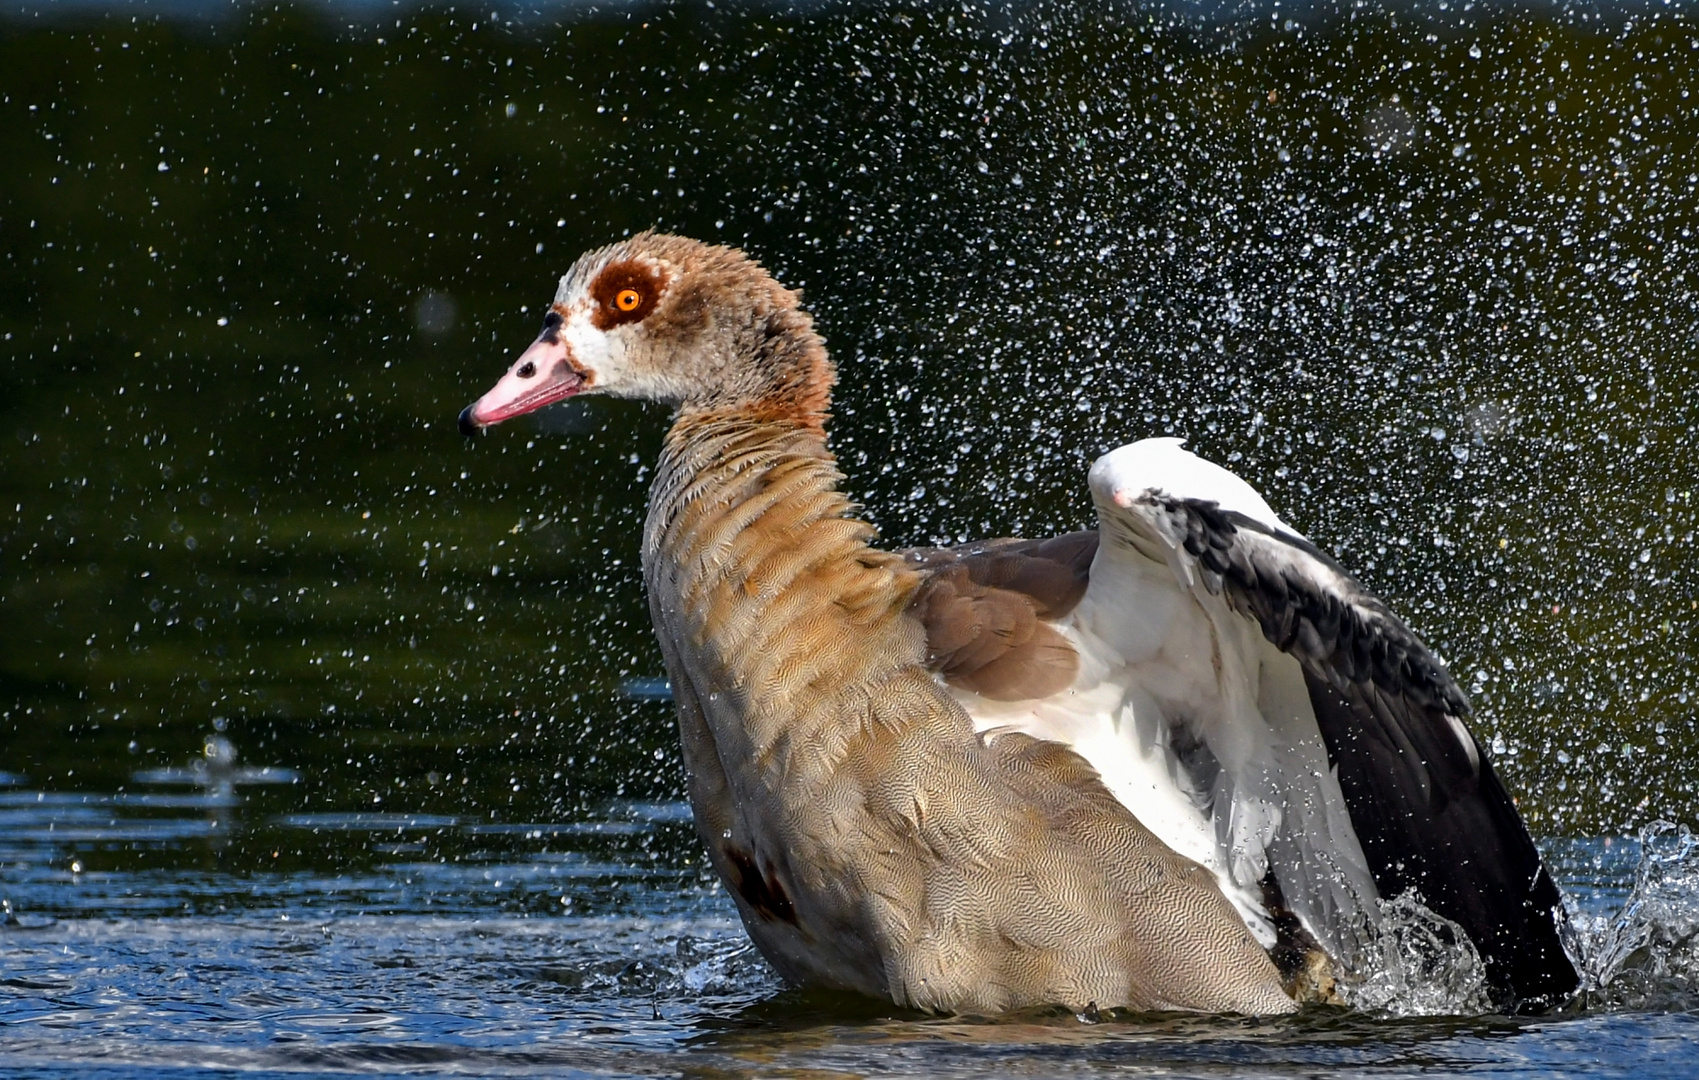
top-left (3, 786), bottom-right (1698, 1078)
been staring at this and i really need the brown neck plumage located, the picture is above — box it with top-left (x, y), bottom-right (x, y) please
top-left (640, 336), bottom-right (919, 785)
top-left (723, 302), bottom-right (836, 434)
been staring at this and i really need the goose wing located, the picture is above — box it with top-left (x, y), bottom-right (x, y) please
top-left (905, 438), bottom-right (1577, 1007)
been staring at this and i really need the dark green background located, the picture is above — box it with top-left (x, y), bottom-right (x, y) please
top-left (2, 1), bottom-right (1696, 850)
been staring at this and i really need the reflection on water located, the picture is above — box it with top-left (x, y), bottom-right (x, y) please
top-left (130, 734), bottom-right (298, 806)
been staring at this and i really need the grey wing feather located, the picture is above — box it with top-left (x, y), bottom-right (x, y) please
top-left (1129, 493), bottom-right (1577, 1008)
top-left (1140, 497), bottom-right (1479, 793)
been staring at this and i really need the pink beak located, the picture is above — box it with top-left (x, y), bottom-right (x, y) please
top-left (458, 332), bottom-right (585, 436)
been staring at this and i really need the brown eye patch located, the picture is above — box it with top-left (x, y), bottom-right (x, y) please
top-left (589, 259), bottom-right (665, 330)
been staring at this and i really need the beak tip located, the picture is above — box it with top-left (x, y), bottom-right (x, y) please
top-left (457, 405), bottom-right (483, 438)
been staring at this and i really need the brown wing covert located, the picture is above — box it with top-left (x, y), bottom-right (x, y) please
top-left (903, 532), bottom-right (1099, 701)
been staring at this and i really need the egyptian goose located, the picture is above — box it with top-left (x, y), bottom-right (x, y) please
top-left (459, 233), bottom-right (1578, 1015)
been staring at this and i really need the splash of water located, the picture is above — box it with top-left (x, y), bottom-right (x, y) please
top-left (604, 934), bottom-right (776, 1002)
top-left (1337, 825), bottom-right (1699, 1019)
top-left (1572, 823), bottom-right (1699, 1011)
top-left (1339, 891), bottom-right (1491, 1018)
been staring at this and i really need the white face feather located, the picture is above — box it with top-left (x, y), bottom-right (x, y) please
top-left (547, 259), bottom-right (698, 403)
top-left (550, 274), bottom-right (626, 394)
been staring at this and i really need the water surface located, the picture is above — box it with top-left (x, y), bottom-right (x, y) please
top-left (4, 787), bottom-right (1699, 1078)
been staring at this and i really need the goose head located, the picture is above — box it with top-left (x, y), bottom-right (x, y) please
top-left (459, 232), bottom-right (827, 435)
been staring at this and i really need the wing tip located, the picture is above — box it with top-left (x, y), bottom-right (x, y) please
top-left (1089, 439), bottom-right (1293, 535)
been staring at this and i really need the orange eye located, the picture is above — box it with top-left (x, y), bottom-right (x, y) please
top-left (615, 288), bottom-right (642, 312)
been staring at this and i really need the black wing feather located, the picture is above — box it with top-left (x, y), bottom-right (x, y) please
top-left (1148, 495), bottom-right (1578, 1009)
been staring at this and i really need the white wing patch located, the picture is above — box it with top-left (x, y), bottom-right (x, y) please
top-left (951, 438), bottom-right (1381, 965)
